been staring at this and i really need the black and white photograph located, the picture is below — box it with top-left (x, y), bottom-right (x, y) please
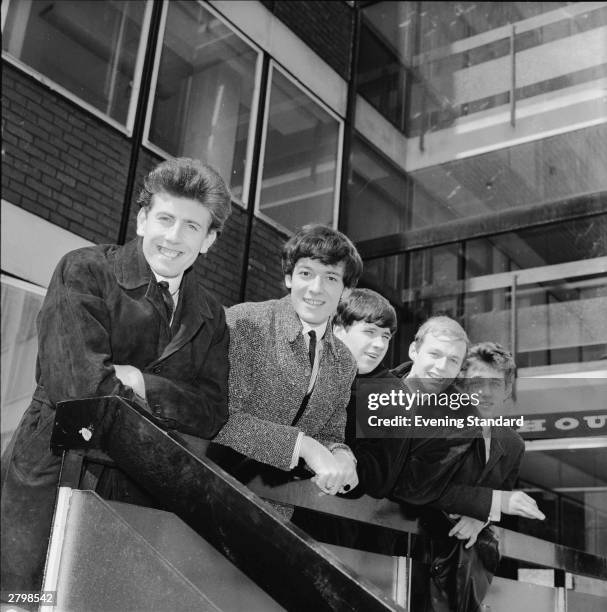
top-left (1, 1), bottom-right (606, 610)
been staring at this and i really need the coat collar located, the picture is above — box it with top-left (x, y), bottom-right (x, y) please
top-left (114, 238), bottom-right (152, 289)
top-left (113, 238), bottom-right (213, 319)
top-left (275, 295), bottom-right (338, 358)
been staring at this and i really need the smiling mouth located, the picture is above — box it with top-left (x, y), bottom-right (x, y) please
top-left (303, 298), bottom-right (324, 306)
top-left (157, 246), bottom-right (182, 259)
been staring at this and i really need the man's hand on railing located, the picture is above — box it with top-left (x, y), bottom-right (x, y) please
top-left (500, 490), bottom-right (546, 520)
top-left (114, 364), bottom-right (146, 398)
top-left (331, 449), bottom-right (359, 494)
top-left (300, 436), bottom-right (348, 495)
top-left (448, 515), bottom-right (487, 548)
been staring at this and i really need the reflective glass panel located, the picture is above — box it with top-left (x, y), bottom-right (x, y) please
top-left (258, 67), bottom-right (341, 233)
top-left (148, 1), bottom-right (260, 202)
top-left (345, 136), bottom-right (410, 242)
top-left (3, 0), bottom-right (148, 125)
top-left (408, 125), bottom-right (607, 229)
top-left (1, 278), bottom-right (45, 454)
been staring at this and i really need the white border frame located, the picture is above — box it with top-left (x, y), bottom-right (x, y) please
top-left (141, 0), bottom-right (264, 211)
top-left (1, 0), bottom-right (154, 136)
top-left (254, 60), bottom-right (344, 236)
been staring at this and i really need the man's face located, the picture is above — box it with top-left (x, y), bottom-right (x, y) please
top-left (334, 321), bottom-right (392, 375)
top-left (285, 258), bottom-right (345, 326)
top-left (463, 361), bottom-right (508, 418)
top-left (137, 192), bottom-right (217, 278)
top-left (407, 333), bottom-right (467, 392)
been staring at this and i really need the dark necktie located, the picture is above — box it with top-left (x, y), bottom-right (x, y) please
top-left (292, 331), bottom-right (317, 426)
top-left (308, 330), bottom-right (317, 368)
top-left (157, 281), bottom-right (174, 319)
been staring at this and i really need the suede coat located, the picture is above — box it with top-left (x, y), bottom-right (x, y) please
top-left (1, 238), bottom-right (229, 593)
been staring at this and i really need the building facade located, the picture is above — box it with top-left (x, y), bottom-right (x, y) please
top-left (2, 1), bottom-right (606, 555)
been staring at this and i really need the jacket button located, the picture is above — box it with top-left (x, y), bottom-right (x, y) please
top-left (304, 367), bottom-right (311, 376)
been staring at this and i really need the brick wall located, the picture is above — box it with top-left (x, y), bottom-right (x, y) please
top-left (2, 64), bottom-right (130, 244)
top-left (270, 1), bottom-right (354, 80)
top-left (245, 217), bottom-right (289, 302)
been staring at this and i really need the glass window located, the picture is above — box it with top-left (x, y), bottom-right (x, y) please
top-left (516, 444), bottom-right (607, 555)
top-left (257, 64), bottom-right (342, 233)
top-left (2, 0), bottom-right (149, 128)
top-left (1, 276), bottom-right (45, 454)
top-left (408, 125), bottom-right (607, 230)
top-left (358, 2), bottom-right (606, 136)
top-left (146, 1), bottom-right (261, 203)
top-left (345, 135), bottom-right (410, 242)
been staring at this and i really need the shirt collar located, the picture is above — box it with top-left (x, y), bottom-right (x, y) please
top-left (275, 295), bottom-right (337, 356)
top-left (300, 319), bottom-right (328, 340)
top-left (151, 270), bottom-right (183, 295)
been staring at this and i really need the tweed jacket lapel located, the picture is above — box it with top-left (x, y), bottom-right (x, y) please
top-left (272, 296), bottom-right (344, 422)
top-left (275, 296), bottom-right (309, 392)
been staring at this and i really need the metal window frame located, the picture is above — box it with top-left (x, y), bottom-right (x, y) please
top-left (140, 0), bottom-right (264, 211)
top-left (1, 0), bottom-right (153, 137)
top-left (254, 60), bottom-right (345, 237)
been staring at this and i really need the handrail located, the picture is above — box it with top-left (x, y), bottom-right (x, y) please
top-left (50, 396), bottom-right (404, 611)
top-left (248, 477), bottom-right (607, 582)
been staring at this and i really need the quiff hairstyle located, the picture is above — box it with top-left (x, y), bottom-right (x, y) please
top-left (137, 157), bottom-right (232, 232)
top-left (464, 342), bottom-right (516, 392)
top-left (414, 315), bottom-right (469, 348)
top-left (334, 288), bottom-right (397, 334)
top-left (281, 224), bottom-right (363, 288)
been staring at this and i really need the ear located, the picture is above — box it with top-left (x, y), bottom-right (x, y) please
top-left (284, 274), bottom-right (292, 289)
top-left (408, 341), bottom-right (418, 362)
top-left (136, 208), bottom-right (147, 237)
top-left (341, 287), bottom-right (352, 300)
top-left (333, 324), bottom-right (346, 341)
top-left (199, 229), bottom-right (218, 254)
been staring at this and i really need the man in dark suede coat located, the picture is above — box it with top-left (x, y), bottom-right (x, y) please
top-left (1, 158), bottom-right (231, 595)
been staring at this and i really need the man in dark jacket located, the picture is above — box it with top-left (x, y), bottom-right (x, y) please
top-left (1, 158), bottom-right (232, 594)
top-left (353, 317), bottom-right (543, 525)
top-left (410, 342), bottom-right (539, 611)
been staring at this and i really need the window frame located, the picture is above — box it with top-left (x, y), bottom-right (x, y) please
top-left (141, 0), bottom-right (264, 210)
top-left (1, 0), bottom-right (153, 136)
top-left (254, 60), bottom-right (344, 236)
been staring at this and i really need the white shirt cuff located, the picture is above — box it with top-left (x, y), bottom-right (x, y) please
top-left (290, 432), bottom-right (305, 469)
top-left (489, 490), bottom-right (502, 522)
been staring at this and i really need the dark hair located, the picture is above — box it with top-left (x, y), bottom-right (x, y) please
top-left (464, 342), bottom-right (516, 391)
top-left (137, 158), bottom-right (232, 232)
top-left (281, 224), bottom-right (363, 288)
top-left (334, 288), bottom-right (397, 334)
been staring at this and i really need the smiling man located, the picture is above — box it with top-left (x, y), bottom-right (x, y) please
top-left (1, 158), bottom-right (232, 595)
top-left (209, 224), bottom-right (363, 510)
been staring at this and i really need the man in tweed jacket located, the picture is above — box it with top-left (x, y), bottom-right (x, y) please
top-left (211, 224), bottom-right (363, 497)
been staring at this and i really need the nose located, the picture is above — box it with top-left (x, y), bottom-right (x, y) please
top-left (434, 356), bottom-right (448, 372)
top-left (372, 336), bottom-right (387, 350)
top-left (165, 222), bottom-right (182, 242)
top-left (308, 275), bottom-right (323, 293)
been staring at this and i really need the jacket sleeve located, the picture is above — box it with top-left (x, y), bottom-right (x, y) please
top-left (352, 437), bottom-right (412, 498)
top-left (141, 306), bottom-right (229, 438)
top-left (315, 359), bottom-right (357, 451)
top-left (406, 435), bottom-right (525, 520)
top-left (213, 310), bottom-right (301, 471)
top-left (37, 253), bottom-right (139, 405)
top-left (38, 252), bottom-right (228, 439)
